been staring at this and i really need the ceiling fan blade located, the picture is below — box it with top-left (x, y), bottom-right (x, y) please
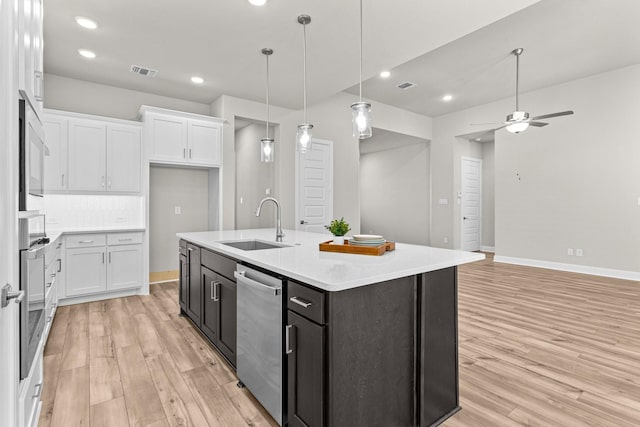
top-left (529, 121), bottom-right (548, 127)
top-left (493, 124), bottom-right (508, 132)
top-left (530, 110), bottom-right (574, 121)
top-left (470, 122), bottom-right (501, 126)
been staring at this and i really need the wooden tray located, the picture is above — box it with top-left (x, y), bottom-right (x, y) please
top-left (319, 239), bottom-right (396, 256)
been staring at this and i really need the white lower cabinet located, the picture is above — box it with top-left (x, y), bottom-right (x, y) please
top-left (18, 347), bottom-right (42, 427)
top-left (63, 232), bottom-right (144, 300)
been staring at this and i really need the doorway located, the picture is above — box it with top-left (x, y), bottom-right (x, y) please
top-left (461, 157), bottom-right (482, 251)
top-left (296, 138), bottom-right (333, 233)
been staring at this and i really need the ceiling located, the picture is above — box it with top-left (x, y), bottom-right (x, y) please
top-left (44, 0), bottom-right (640, 117)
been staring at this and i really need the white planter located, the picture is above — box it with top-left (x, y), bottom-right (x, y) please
top-left (332, 236), bottom-right (345, 245)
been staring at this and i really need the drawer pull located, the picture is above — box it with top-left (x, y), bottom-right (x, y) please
top-left (118, 238), bottom-right (133, 242)
top-left (290, 296), bottom-right (312, 308)
top-left (57, 259), bottom-right (62, 272)
top-left (285, 325), bottom-right (295, 354)
top-left (47, 315), bottom-right (52, 323)
top-left (78, 240), bottom-right (93, 244)
top-left (32, 383), bottom-right (42, 399)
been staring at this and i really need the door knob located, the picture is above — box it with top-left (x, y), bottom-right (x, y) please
top-left (463, 216), bottom-right (468, 220)
top-left (1, 284), bottom-right (24, 308)
top-left (300, 220), bottom-right (308, 224)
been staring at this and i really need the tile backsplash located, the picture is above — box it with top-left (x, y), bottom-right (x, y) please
top-left (44, 195), bottom-right (145, 230)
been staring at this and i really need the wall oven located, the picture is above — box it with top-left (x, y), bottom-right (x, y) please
top-left (19, 90), bottom-right (46, 212)
top-left (19, 214), bottom-right (48, 380)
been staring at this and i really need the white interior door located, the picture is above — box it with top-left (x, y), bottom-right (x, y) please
top-left (461, 157), bottom-right (482, 251)
top-left (297, 139), bottom-right (333, 234)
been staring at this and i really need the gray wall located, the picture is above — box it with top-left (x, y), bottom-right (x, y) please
top-left (360, 130), bottom-right (430, 244)
top-left (433, 64), bottom-right (640, 274)
top-left (149, 166), bottom-right (209, 273)
top-left (482, 141), bottom-right (495, 248)
top-left (44, 73), bottom-right (210, 119)
top-left (235, 123), bottom-right (275, 229)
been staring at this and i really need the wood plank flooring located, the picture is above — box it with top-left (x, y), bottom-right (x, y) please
top-left (40, 255), bottom-right (640, 426)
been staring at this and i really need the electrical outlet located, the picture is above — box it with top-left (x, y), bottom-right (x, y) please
top-left (576, 248), bottom-right (583, 257)
top-left (443, 237), bottom-right (449, 244)
top-left (174, 206), bottom-right (181, 215)
top-left (567, 248), bottom-right (574, 256)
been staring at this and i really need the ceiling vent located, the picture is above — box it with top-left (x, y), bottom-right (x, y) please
top-left (130, 65), bottom-right (158, 78)
top-left (397, 81), bottom-right (416, 90)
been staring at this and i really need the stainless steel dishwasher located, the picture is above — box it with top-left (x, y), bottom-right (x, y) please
top-left (235, 264), bottom-right (284, 425)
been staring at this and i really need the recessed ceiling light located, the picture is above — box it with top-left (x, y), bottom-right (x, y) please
top-left (248, 0), bottom-right (267, 5)
top-left (379, 70), bottom-right (391, 79)
top-left (75, 16), bottom-right (98, 30)
top-left (442, 94), bottom-right (453, 102)
top-left (191, 76), bottom-right (204, 84)
top-left (78, 49), bottom-right (96, 59)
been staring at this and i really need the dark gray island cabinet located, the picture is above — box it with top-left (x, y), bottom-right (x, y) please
top-left (177, 232), bottom-right (474, 427)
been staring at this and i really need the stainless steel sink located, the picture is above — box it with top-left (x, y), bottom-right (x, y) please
top-left (220, 239), bottom-right (291, 251)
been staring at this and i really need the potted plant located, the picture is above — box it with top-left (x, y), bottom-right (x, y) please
top-left (325, 217), bottom-right (350, 245)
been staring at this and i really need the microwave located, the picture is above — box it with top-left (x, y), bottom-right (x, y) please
top-left (19, 91), bottom-right (46, 212)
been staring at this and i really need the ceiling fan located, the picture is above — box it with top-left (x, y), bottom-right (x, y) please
top-left (481, 48), bottom-right (574, 134)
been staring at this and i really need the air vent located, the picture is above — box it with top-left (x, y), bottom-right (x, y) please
top-left (130, 65), bottom-right (158, 78)
top-left (397, 81), bottom-right (416, 90)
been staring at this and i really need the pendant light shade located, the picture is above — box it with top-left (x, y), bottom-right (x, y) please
top-left (351, 0), bottom-right (372, 140)
top-left (260, 48), bottom-right (275, 163)
top-left (297, 14), bottom-right (313, 154)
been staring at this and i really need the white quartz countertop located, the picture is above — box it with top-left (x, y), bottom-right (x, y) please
top-left (177, 229), bottom-right (484, 292)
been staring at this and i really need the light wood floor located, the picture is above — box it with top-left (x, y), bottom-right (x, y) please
top-left (40, 256), bottom-right (640, 426)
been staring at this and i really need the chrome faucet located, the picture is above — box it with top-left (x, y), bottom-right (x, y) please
top-left (256, 197), bottom-right (284, 242)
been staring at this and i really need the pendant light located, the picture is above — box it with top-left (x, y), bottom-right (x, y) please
top-left (260, 48), bottom-right (274, 163)
top-left (351, 0), bottom-right (372, 139)
top-left (296, 15), bottom-right (313, 154)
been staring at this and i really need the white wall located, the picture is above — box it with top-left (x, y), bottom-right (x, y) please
top-left (0, 0), bottom-right (20, 424)
top-left (360, 131), bottom-right (430, 244)
top-left (149, 166), bottom-right (209, 273)
top-left (433, 64), bottom-right (640, 274)
top-left (235, 123), bottom-right (275, 229)
top-left (44, 74), bottom-right (210, 119)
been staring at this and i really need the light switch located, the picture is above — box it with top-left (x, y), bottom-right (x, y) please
top-left (174, 206), bottom-right (181, 215)
top-left (438, 199), bottom-right (449, 205)
top-left (576, 249), bottom-right (583, 257)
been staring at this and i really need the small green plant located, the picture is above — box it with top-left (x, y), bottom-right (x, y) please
top-left (325, 217), bottom-right (350, 236)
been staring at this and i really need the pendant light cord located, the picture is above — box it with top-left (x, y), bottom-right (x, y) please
top-left (266, 52), bottom-right (270, 139)
top-left (303, 22), bottom-right (308, 124)
top-left (515, 52), bottom-right (519, 111)
top-left (359, 0), bottom-right (363, 102)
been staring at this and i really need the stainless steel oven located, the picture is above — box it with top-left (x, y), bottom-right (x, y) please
top-left (19, 90), bottom-right (46, 212)
top-left (19, 214), bottom-right (48, 379)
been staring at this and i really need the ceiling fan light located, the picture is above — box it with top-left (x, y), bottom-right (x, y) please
top-left (296, 124), bottom-right (313, 153)
top-left (261, 138), bottom-right (274, 163)
top-left (351, 101), bottom-right (372, 139)
top-left (506, 121), bottom-right (529, 134)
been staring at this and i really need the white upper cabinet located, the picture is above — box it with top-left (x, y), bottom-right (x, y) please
top-left (107, 125), bottom-right (142, 192)
top-left (141, 106), bottom-right (223, 167)
top-left (43, 110), bottom-right (142, 194)
top-left (43, 116), bottom-right (68, 192)
top-left (18, 0), bottom-right (44, 111)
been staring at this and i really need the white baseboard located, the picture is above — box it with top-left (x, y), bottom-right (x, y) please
top-left (58, 287), bottom-right (140, 306)
top-left (493, 255), bottom-right (640, 281)
top-left (480, 246), bottom-right (495, 253)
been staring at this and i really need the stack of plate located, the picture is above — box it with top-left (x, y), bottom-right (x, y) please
top-left (350, 234), bottom-right (386, 246)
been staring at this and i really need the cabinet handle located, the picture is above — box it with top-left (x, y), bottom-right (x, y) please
top-left (108, 252), bottom-right (111, 263)
top-left (32, 383), bottom-right (43, 399)
top-left (57, 259), bottom-right (62, 272)
top-left (213, 281), bottom-right (220, 302)
top-left (118, 238), bottom-right (132, 242)
top-left (183, 148), bottom-right (186, 159)
top-left (61, 173), bottom-right (65, 186)
top-left (102, 253), bottom-right (105, 264)
top-left (285, 325), bottom-right (295, 354)
top-left (189, 148), bottom-right (192, 159)
top-left (290, 296), bottom-right (312, 308)
top-left (108, 177), bottom-right (112, 189)
top-left (101, 176), bottom-right (105, 188)
top-left (47, 315), bottom-right (52, 323)
top-left (78, 240), bottom-right (93, 244)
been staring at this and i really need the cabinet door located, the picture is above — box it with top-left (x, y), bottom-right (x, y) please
top-left (107, 244), bottom-right (142, 291)
top-left (216, 273), bottom-right (236, 365)
top-left (67, 119), bottom-right (107, 191)
top-left (287, 311), bottom-right (325, 427)
top-left (179, 254), bottom-right (187, 311)
top-left (66, 247), bottom-right (107, 297)
top-left (200, 266), bottom-right (218, 344)
top-left (107, 124), bottom-right (141, 192)
top-left (187, 119), bottom-right (221, 166)
top-left (186, 244), bottom-right (201, 324)
top-left (43, 116), bottom-right (68, 192)
top-left (149, 115), bottom-right (188, 163)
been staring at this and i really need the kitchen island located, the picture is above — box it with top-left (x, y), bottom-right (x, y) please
top-left (177, 229), bottom-right (483, 427)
